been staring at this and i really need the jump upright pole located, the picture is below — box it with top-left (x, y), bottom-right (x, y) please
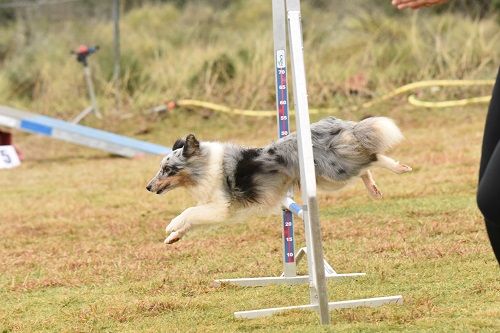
top-left (284, 0), bottom-right (330, 324)
top-left (273, 0), bottom-right (297, 280)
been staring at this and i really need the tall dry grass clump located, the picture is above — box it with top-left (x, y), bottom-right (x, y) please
top-left (0, 0), bottom-right (498, 124)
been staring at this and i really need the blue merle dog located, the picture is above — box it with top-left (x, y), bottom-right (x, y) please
top-left (146, 116), bottom-right (411, 244)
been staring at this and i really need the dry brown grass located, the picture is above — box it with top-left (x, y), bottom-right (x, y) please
top-left (1, 103), bottom-right (499, 332)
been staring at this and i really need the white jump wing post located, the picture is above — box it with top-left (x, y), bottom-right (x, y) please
top-left (286, 0), bottom-right (330, 323)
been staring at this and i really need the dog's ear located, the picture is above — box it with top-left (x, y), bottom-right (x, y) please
top-left (172, 138), bottom-right (185, 150)
top-left (182, 134), bottom-right (200, 157)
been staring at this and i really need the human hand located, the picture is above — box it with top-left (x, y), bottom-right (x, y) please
top-left (391, 0), bottom-right (448, 10)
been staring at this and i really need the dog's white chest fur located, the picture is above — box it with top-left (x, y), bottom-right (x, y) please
top-left (188, 142), bottom-right (227, 205)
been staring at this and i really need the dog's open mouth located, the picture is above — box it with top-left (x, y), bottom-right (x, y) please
top-left (155, 185), bottom-right (171, 195)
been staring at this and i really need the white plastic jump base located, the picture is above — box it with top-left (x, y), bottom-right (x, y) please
top-left (214, 273), bottom-right (366, 287)
top-left (234, 295), bottom-right (403, 319)
top-left (215, 241), bottom-right (366, 287)
top-left (294, 246), bottom-right (337, 274)
top-left (214, 199), bottom-right (401, 318)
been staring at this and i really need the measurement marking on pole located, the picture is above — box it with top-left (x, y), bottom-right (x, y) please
top-left (276, 49), bottom-right (289, 142)
top-left (276, 49), bottom-right (294, 265)
top-left (283, 209), bottom-right (295, 263)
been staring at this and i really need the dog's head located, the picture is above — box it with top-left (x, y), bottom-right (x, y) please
top-left (146, 134), bottom-right (201, 195)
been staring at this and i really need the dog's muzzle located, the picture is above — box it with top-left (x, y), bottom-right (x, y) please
top-left (146, 183), bottom-right (167, 194)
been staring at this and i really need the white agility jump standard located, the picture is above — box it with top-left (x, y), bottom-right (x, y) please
top-left (215, 0), bottom-right (402, 325)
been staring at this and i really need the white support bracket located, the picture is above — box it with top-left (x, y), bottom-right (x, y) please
top-left (234, 296), bottom-right (403, 319)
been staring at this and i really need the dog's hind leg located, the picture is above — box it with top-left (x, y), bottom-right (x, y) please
top-left (375, 154), bottom-right (412, 174)
top-left (361, 170), bottom-right (383, 199)
top-left (165, 203), bottom-right (229, 244)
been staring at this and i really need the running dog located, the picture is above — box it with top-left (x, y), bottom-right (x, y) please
top-left (146, 116), bottom-right (411, 244)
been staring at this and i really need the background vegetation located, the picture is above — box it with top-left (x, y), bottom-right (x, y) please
top-left (0, 0), bottom-right (499, 332)
top-left (0, 0), bottom-right (499, 126)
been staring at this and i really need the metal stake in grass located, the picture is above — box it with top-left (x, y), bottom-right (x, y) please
top-left (71, 45), bottom-right (102, 124)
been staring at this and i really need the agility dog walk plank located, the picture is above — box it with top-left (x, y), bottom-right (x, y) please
top-left (0, 106), bottom-right (170, 158)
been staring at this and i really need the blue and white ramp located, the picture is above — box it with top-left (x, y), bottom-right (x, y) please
top-left (0, 106), bottom-right (171, 158)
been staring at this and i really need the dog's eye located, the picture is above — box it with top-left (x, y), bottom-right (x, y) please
top-left (162, 166), bottom-right (170, 174)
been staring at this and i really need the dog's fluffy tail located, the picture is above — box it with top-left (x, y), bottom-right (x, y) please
top-left (353, 117), bottom-right (403, 153)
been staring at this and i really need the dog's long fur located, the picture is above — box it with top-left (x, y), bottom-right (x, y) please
top-left (146, 116), bottom-right (411, 244)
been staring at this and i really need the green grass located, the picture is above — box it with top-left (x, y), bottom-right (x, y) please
top-left (1, 105), bottom-right (499, 332)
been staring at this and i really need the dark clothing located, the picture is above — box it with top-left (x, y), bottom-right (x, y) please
top-left (477, 66), bottom-right (500, 264)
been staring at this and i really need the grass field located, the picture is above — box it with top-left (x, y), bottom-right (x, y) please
top-left (1, 104), bottom-right (499, 332)
top-left (1, 1), bottom-right (500, 332)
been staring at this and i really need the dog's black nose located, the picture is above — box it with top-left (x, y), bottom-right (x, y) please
top-left (146, 185), bottom-right (152, 191)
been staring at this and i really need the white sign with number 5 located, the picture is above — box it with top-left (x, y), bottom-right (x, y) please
top-left (0, 145), bottom-right (21, 169)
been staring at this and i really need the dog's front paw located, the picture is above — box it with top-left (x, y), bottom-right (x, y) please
top-left (164, 224), bottom-right (191, 244)
top-left (165, 232), bottom-right (181, 244)
top-left (395, 163), bottom-right (412, 174)
top-left (165, 215), bottom-right (191, 245)
top-left (166, 215), bottom-right (186, 234)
